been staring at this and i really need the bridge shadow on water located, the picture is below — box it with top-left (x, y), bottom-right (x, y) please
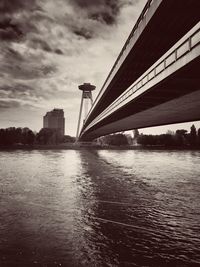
top-left (74, 149), bottom-right (200, 267)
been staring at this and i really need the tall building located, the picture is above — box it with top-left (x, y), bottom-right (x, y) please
top-left (43, 109), bottom-right (65, 136)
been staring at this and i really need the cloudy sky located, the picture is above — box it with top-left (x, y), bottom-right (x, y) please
top-left (0, 0), bottom-right (199, 136)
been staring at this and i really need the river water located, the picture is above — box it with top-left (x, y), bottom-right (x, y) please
top-left (0, 149), bottom-right (200, 267)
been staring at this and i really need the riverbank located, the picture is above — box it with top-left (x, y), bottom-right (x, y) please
top-left (0, 144), bottom-right (200, 150)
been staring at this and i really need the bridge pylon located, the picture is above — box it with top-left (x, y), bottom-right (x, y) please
top-left (76, 83), bottom-right (96, 141)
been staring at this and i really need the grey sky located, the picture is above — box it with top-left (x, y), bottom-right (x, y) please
top-left (0, 0), bottom-right (199, 135)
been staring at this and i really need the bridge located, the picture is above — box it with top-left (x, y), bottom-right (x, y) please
top-left (79, 0), bottom-right (200, 141)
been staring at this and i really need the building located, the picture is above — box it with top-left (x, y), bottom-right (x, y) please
top-left (43, 109), bottom-right (65, 136)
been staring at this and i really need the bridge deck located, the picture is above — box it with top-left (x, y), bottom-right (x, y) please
top-left (81, 23), bottom-right (200, 140)
top-left (84, 0), bottom-right (200, 131)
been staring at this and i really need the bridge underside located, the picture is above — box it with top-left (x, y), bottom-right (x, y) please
top-left (81, 56), bottom-right (200, 141)
top-left (85, 0), bottom-right (200, 128)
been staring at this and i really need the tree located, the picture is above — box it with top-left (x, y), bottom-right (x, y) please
top-left (0, 129), bottom-right (6, 145)
top-left (198, 128), bottom-right (200, 147)
top-left (137, 134), bottom-right (158, 146)
top-left (63, 135), bottom-right (76, 143)
top-left (15, 128), bottom-right (23, 143)
top-left (4, 128), bottom-right (16, 145)
top-left (21, 128), bottom-right (36, 145)
top-left (0, 127), bottom-right (36, 146)
top-left (101, 133), bottom-right (129, 146)
top-left (175, 129), bottom-right (187, 146)
top-left (189, 124), bottom-right (197, 146)
top-left (36, 128), bottom-right (62, 145)
top-left (158, 134), bottom-right (175, 147)
top-left (26, 130), bottom-right (35, 145)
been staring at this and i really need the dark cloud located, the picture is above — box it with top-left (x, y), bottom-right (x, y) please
top-left (0, 84), bottom-right (33, 93)
top-left (72, 0), bottom-right (138, 8)
top-left (29, 37), bottom-right (53, 52)
top-left (31, 10), bottom-right (55, 23)
top-left (89, 11), bottom-right (115, 25)
top-left (0, 85), bottom-right (14, 92)
top-left (72, 0), bottom-right (103, 7)
top-left (0, 84), bottom-right (35, 102)
top-left (28, 38), bottom-right (64, 55)
top-left (0, 18), bottom-right (23, 41)
top-left (73, 28), bottom-right (93, 40)
top-left (0, 83), bottom-right (55, 104)
top-left (54, 49), bottom-right (64, 55)
top-left (0, 16), bottom-right (38, 43)
top-left (0, 45), bottom-right (57, 80)
top-left (41, 65), bottom-right (56, 76)
top-left (0, 0), bottom-right (39, 43)
top-left (2, 47), bottom-right (25, 63)
top-left (0, 99), bottom-right (20, 109)
top-left (70, 0), bottom-right (122, 25)
top-left (0, 0), bottom-right (37, 14)
top-left (0, 60), bottom-right (57, 81)
top-left (6, 48), bottom-right (24, 61)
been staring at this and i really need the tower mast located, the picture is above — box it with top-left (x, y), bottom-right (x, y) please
top-left (76, 83), bottom-right (96, 141)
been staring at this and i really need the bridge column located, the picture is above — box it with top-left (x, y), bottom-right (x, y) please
top-left (76, 83), bottom-right (96, 141)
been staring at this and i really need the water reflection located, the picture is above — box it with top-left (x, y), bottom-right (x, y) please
top-left (0, 149), bottom-right (200, 266)
top-left (76, 150), bottom-right (200, 266)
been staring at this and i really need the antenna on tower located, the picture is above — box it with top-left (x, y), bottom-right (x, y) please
top-left (76, 83), bottom-right (96, 141)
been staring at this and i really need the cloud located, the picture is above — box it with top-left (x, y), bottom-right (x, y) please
top-left (69, 0), bottom-right (140, 25)
top-left (29, 37), bottom-right (53, 52)
top-left (0, 0), bottom-right (147, 134)
top-left (72, 27), bottom-right (93, 40)
top-left (0, 13), bottom-right (38, 44)
top-left (0, 0), bottom-right (37, 14)
top-left (0, 44), bottom-right (57, 80)
top-left (70, 0), bottom-right (120, 25)
top-left (28, 37), bottom-right (64, 55)
top-left (54, 48), bottom-right (63, 55)
top-left (0, 17), bottom-right (24, 41)
top-left (0, 99), bottom-right (21, 109)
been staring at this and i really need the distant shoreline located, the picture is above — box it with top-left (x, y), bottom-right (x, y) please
top-left (0, 144), bottom-right (200, 151)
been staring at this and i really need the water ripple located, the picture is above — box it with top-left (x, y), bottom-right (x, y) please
top-left (0, 149), bottom-right (200, 266)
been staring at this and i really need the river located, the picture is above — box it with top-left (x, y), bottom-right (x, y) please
top-left (0, 149), bottom-right (200, 267)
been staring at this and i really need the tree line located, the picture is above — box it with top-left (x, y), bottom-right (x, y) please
top-left (0, 127), bottom-right (75, 146)
top-left (137, 124), bottom-right (200, 147)
top-left (0, 127), bottom-right (35, 146)
top-left (1, 124), bottom-right (200, 147)
top-left (97, 133), bottom-right (130, 146)
top-left (97, 124), bottom-right (200, 148)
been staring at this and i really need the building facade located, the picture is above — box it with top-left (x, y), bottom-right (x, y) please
top-left (43, 109), bottom-right (65, 136)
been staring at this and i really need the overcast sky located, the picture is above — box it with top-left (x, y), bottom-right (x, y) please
top-left (0, 0), bottom-right (199, 136)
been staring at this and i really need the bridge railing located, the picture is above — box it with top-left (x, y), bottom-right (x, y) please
top-left (81, 22), bottom-right (200, 136)
top-left (83, 0), bottom-right (156, 125)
